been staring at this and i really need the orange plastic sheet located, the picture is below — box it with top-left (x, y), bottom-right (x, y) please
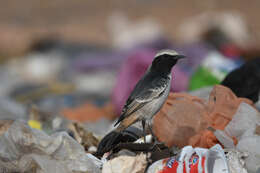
top-left (62, 103), bottom-right (116, 122)
top-left (153, 85), bottom-right (253, 148)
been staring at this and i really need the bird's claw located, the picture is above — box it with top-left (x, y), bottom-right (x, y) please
top-left (150, 140), bottom-right (165, 151)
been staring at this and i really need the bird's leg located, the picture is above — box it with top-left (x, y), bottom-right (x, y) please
top-left (147, 122), bottom-right (159, 149)
top-left (147, 122), bottom-right (165, 151)
top-left (142, 119), bottom-right (146, 143)
top-left (147, 122), bottom-right (157, 142)
top-left (142, 119), bottom-right (152, 163)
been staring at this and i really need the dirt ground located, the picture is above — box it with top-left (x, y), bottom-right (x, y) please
top-left (0, 0), bottom-right (260, 56)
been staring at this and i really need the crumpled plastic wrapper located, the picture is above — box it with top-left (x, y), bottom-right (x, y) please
top-left (237, 127), bottom-right (260, 173)
top-left (68, 121), bottom-right (99, 153)
top-left (0, 120), bottom-right (13, 136)
top-left (0, 121), bottom-right (102, 173)
top-left (215, 101), bottom-right (260, 173)
top-left (102, 153), bottom-right (147, 173)
top-left (226, 149), bottom-right (248, 173)
top-left (153, 85), bottom-right (253, 148)
top-left (206, 85), bottom-right (253, 130)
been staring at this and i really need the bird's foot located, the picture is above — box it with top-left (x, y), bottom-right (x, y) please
top-left (150, 139), bottom-right (166, 152)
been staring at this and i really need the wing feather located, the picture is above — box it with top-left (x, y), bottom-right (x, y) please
top-left (114, 75), bottom-right (170, 126)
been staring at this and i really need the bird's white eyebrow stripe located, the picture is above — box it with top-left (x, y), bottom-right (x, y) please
top-left (155, 49), bottom-right (179, 58)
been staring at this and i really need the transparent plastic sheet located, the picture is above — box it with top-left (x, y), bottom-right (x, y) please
top-left (225, 103), bottom-right (260, 139)
top-left (226, 149), bottom-right (248, 173)
top-left (214, 103), bottom-right (260, 173)
top-left (237, 127), bottom-right (260, 173)
top-left (0, 121), bottom-right (101, 173)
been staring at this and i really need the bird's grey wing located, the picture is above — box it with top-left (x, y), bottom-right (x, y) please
top-left (114, 76), bottom-right (169, 126)
top-left (114, 98), bottom-right (146, 126)
top-left (135, 76), bottom-right (169, 102)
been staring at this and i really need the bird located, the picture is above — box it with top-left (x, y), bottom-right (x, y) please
top-left (97, 50), bottom-right (185, 155)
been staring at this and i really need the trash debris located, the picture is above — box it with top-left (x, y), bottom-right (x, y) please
top-left (153, 85), bottom-right (253, 148)
top-left (214, 102), bottom-right (260, 172)
top-left (236, 126), bottom-right (260, 173)
top-left (147, 144), bottom-right (229, 173)
top-left (189, 86), bottom-right (213, 100)
top-left (62, 102), bottom-right (116, 122)
top-left (0, 119), bottom-right (13, 136)
top-left (177, 12), bottom-right (252, 48)
top-left (224, 103), bottom-right (260, 139)
top-left (28, 119), bottom-right (42, 129)
top-left (8, 52), bottom-right (65, 83)
top-left (153, 92), bottom-right (209, 148)
top-left (189, 51), bottom-right (242, 90)
top-left (0, 121), bottom-right (102, 173)
top-left (225, 149), bottom-right (248, 173)
top-left (28, 105), bottom-right (43, 130)
top-left (0, 96), bottom-right (27, 120)
top-left (221, 58), bottom-right (260, 103)
top-left (68, 122), bottom-right (99, 153)
top-left (83, 118), bottom-right (114, 137)
top-left (102, 153), bottom-right (147, 173)
top-left (108, 13), bottom-right (163, 50)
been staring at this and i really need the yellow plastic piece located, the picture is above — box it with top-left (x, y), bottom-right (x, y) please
top-left (28, 120), bottom-right (42, 130)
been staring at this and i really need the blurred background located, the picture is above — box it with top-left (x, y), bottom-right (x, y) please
top-left (0, 0), bottom-right (260, 133)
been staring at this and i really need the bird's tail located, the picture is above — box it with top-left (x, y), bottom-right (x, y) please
top-left (96, 130), bottom-right (121, 156)
top-left (96, 115), bottom-right (140, 156)
top-left (96, 125), bottom-right (143, 157)
top-left (96, 118), bottom-right (140, 156)
top-left (96, 123), bottom-right (127, 155)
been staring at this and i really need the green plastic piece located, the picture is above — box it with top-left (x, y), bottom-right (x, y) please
top-left (189, 67), bottom-right (221, 91)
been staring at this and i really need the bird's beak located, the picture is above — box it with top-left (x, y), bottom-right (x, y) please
top-left (176, 55), bottom-right (186, 59)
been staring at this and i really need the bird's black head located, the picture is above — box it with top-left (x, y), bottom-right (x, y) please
top-left (151, 50), bottom-right (185, 75)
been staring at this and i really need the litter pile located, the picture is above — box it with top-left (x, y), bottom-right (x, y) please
top-left (0, 12), bottom-right (259, 173)
top-left (0, 83), bottom-right (259, 173)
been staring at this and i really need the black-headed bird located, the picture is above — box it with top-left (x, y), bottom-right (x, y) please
top-left (97, 50), bottom-right (185, 155)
